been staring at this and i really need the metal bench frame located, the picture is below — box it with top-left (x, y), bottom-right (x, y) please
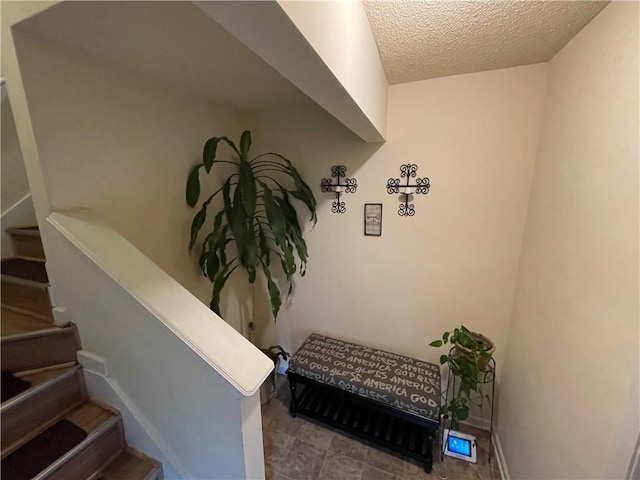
top-left (287, 370), bottom-right (439, 473)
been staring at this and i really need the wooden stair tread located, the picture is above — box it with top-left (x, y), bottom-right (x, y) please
top-left (12, 365), bottom-right (76, 392)
top-left (92, 448), bottom-right (160, 480)
top-left (1, 307), bottom-right (54, 336)
top-left (1, 258), bottom-right (48, 284)
top-left (1, 399), bottom-right (115, 455)
top-left (6, 226), bottom-right (40, 237)
top-left (66, 401), bottom-right (116, 433)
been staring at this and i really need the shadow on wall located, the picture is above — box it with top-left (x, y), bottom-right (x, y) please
top-left (244, 101), bottom-right (384, 350)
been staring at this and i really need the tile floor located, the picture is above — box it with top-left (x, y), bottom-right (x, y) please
top-left (261, 377), bottom-right (501, 480)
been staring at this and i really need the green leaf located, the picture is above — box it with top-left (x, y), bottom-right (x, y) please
top-left (262, 185), bottom-right (287, 245)
top-left (210, 265), bottom-right (234, 316)
top-left (239, 159), bottom-right (257, 217)
top-left (264, 153), bottom-right (316, 225)
top-left (245, 229), bottom-right (257, 283)
top-left (210, 268), bottom-right (227, 315)
top-left (443, 332), bottom-right (450, 343)
top-left (186, 164), bottom-right (203, 207)
top-left (429, 340), bottom-right (443, 348)
top-left (262, 262), bottom-right (282, 320)
top-left (203, 138), bottom-right (219, 173)
top-left (274, 194), bottom-right (308, 273)
top-left (440, 354), bottom-right (448, 364)
top-left (230, 186), bottom-right (249, 264)
top-left (189, 205), bottom-right (207, 250)
top-left (240, 130), bottom-right (252, 161)
top-left (222, 178), bottom-right (233, 224)
top-left (206, 248), bottom-right (220, 280)
top-left (258, 225), bottom-right (270, 267)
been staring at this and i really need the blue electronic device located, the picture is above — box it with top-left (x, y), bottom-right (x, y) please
top-left (443, 429), bottom-right (477, 463)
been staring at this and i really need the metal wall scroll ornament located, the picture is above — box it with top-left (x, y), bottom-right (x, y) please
top-left (386, 164), bottom-right (430, 216)
top-left (321, 165), bottom-right (358, 213)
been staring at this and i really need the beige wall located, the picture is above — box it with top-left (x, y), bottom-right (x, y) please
top-left (1, 84), bottom-right (30, 213)
top-left (498, 3), bottom-right (639, 479)
top-left (249, 64), bottom-right (548, 389)
top-left (13, 31), bottom-right (251, 330)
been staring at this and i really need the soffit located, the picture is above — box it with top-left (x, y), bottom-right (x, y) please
top-left (16, 1), bottom-right (310, 110)
top-left (363, 0), bottom-right (609, 84)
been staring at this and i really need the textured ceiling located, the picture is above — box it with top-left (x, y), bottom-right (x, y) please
top-left (363, 0), bottom-right (609, 84)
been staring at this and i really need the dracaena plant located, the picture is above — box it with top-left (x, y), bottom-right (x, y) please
top-left (186, 130), bottom-right (316, 320)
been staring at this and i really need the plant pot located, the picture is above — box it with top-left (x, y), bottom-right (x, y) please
top-left (454, 332), bottom-right (495, 371)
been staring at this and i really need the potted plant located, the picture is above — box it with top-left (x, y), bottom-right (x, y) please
top-left (260, 345), bottom-right (290, 403)
top-left (185, 130), bottom-right (316, 322)
top-left (429, 325), bottom-right (495, 429)
top-left (186, 131), bottom-right (315, 392)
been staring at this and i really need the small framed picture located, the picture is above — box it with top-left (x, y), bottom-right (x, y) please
top-left (364, 203), bottom-right (383, 236)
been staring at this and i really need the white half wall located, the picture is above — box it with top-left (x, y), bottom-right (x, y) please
top-left (498, 3), bottom-right (639, 479)
top-left (46, 210), bottom-right (271, 479)
top-left (80, 362), bottom-right (184, 480)
top-left (248, 64), bottom-right (548, 393)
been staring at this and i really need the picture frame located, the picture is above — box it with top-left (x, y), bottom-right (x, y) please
top-left (364, 203), bottom-right (383, 236)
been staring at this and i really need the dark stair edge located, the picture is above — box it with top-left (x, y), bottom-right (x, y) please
top-left (1, 258), bottom-right (49, 284)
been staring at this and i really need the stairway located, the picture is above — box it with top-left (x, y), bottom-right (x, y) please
top-left (1, 226), bottom-right (163, 480)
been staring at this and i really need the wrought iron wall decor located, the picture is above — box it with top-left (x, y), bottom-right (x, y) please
top-left (386, 164), bottom-right (430, 216)
top-left (321, 165), bottom-right (358, 214)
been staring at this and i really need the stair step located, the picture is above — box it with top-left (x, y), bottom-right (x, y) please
top-left (1, 365), bottom-right (78, 404)
top-left (6, 226), bottom-right (40, 237)
top-left (1, 400), bottom-right (123, 480)
top-left (1, 281), bottom-right (52, 320)
top-left (1, 365), bottom-right (85, 455)
top-left (1, 307), bottom-right (54, 336)
top-left (1, 258), bottom-right (48, 284)
top-left (1, 325), bottom-right (80, 372)
top-left (90, 447), bottom-right (162, 480)
top-left (36, 402), bottom-right (125, 480)
top-left (1, 419), bottom-right (88, 480)
top-left (7, 226), bottom-right (45, 261)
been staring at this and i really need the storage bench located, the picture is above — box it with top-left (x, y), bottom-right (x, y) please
top-left (287, 333), bottom-right (441, 472)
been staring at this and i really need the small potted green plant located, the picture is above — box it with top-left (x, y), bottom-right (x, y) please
top-left (429, 325), bottom-right (495, 429)
top-left (260, 345), bottom-right (290, 403)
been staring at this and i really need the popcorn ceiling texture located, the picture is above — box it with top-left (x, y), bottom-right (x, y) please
top-left (363, 0), bottom-right (609, 84)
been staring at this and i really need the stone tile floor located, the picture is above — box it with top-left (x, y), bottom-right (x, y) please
top-left (261, 377), bottom-right (501, 480)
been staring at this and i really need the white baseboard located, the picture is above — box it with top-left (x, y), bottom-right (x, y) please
top-left (492, 429), bottom-right (511, 480)
top-left (78, 351), bottom-right (187, 480)
top-left (1, 193), bottom-right (36, 258)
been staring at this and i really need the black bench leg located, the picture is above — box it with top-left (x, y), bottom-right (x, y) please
top-left (423, 430), bottom-right (434, 473)
top-left (288, 377), bottom-right (297, 418)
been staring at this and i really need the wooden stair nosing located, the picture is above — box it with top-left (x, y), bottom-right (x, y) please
top-left (34, 415), bottom-right (125, 480)
top-left (1, 281), bottom-right (53, 320)
top-left (1, 364), bottom-right (83, 412)
top-left (86, 447), bottom-right (163, 480)
top-left (1, 307), bottom-right (54, 336)
top-left (1, 367), bottom-right (86, 457)
top-left (1, 258), bottom-right (49, 284)
top-left (10, 236), bottom-right (46, 262)
top-left (1, 274), bottom-right (48, 288)
top-left (6, 226), bottom-right (40, 237)
top-left (0, 303), bottom-right (54, 322)
top-left (0, 324), bottom-right (80, 372)
top-left (1, 326), bottom-right (67, 343)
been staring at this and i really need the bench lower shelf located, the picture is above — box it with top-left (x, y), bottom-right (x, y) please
top-left (287, 373), bottom-right (437, 473)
